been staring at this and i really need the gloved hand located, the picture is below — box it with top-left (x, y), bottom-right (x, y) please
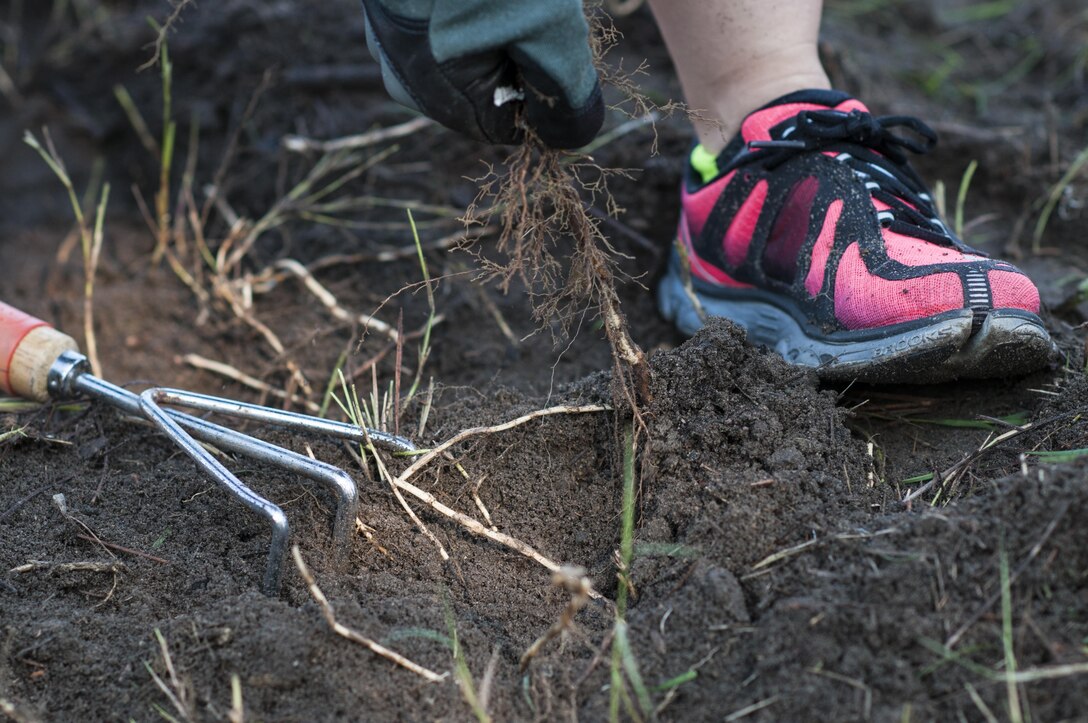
top-left (360, 0), bottom-right (605, 149)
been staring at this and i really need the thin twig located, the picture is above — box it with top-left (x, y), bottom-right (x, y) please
top-left (275, 259), bottom-right (399, 341)
top-left (10, 561), bottom-right (125, 575)
top-left (179, 354), bottom-right (320, 412)
top-left (75, 534), bottom-right (170, 565)
top-left (395, 405), bottom-right (609, 488)
top-left (291, 546), bottom-right (447, 683)
top-left (282, 117), bottom-right (434, 153)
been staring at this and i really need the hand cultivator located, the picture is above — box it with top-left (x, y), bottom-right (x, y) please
top-left (0, 302), bottom-right (414, 594)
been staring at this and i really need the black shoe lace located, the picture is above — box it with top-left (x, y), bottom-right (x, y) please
top-left (743, 109), bottom-right (970, 249)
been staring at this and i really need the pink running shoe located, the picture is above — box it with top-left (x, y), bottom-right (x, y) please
top-left (657, 90), bottom-right (1054, 383)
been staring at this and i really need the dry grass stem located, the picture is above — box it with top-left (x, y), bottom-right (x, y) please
top-left (901, 412), bottom-right (1074, 507)
top-left (747, 537), bottom-right (820, 573)
top-left (82, 181), bottom-right (110, 378)
top-left (471, 476), bottom-right (496, 531)
top-left (391, 473), bottom-right (579, 581)
top-left (228, 674), bottom-right (245, 723)
top-left (275, 259), bottom-right (399, 341)
top-left (354, 518), bottom-right (392, 559)
top-left (23, 129), bottom-right (110, 377)
top-left (291, 546), bottom-right (447, 683)
top-left (377, 406), bottom-right (608, 589)
top-left (74, 533), bottom-right (170, 565)
top-left (366, 429), bottom-right (450, 561)
top-left (395, 404), bottom-right (610, 488)
top-left (179, 353), bottom-right (320, 412)
top-left (417, 377), bottom-right (436, 438)
top-left (474, 287), bottom-right (520, 348)
top-left (283, 116), bottom-right (434, 153)
top-left (0, 697), bottom-right (39, 723)
top-left (9, 560), bottom-right (125, 575)
top-left (146, 629), bottom-right (194, 723)
top-left (144, 92), bottom-right (413, 384)
top-left (308, 225), bottom-right (496, 269)
top-left (520, 566), bottom-right (592, 670)
top-left (52, 493), bottom-right (118, 561)
top-left (724, 696), bottom-right (780, 721)
top-left (477, 647), bottom-right (502, 715)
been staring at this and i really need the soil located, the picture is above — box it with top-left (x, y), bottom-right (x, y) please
top-left (2, 1), bottom-right (1088, 721)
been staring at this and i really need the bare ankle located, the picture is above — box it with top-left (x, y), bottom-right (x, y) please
top-left (692, 52), bottom-right (830, 153)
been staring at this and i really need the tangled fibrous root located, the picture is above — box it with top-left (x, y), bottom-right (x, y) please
top-left (461, 6), bottom-right (691, 413)
top-left (465, 140), bottom-right (650, 409)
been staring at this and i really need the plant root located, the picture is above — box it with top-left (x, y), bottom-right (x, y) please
top-left (292, 546), bottom-right (447, 683)
top-left (519, 566), bottom-right (592, 671)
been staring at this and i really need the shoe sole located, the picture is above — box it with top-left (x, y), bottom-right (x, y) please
top-left (657, 255), bottom-right (1056, 383)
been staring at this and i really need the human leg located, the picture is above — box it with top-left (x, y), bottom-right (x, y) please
top-left (647, 0), bottom-right (829, 152)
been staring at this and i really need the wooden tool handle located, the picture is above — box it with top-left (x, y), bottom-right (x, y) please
top-left (0, 302), bottom-right (79, 402)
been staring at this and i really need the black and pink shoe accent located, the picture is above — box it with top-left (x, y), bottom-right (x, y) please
top-left (657, 89), bottom-right (1055, 383)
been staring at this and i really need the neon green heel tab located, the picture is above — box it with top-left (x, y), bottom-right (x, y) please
top-left (690, 144), bottom-right (720, 185)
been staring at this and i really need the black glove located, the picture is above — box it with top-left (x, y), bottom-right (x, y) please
top-left (360, 0), bottom-right (605, 149)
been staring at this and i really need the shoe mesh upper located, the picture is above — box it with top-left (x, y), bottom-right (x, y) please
top-left (803, 199), bottom-right (842, 297)
top-left (678, 90), bottom-right (1042, 334)
top-left (834, 243), bottom-right (963, 328)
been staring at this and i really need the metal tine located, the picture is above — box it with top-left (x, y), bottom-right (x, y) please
top-left (149, 387), bottom-right (423, 561)
top-left (149, 388), bottom-right (417, 453)
top-left (55, 355), bottom-right (389, 594)
top-left (162, 410), bottom-right (360, 562)
top-left (71, 371), bottom-right (358, 558)
top-left (52, 355), bottom-right (292, 592)
top-left (139, 388), bottom-right (289, 594)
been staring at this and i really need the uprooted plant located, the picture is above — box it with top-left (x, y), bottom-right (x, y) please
top-left (462, 8), bottom-right (675, 417)
top-left (466, 138), bottom-right (651, 410)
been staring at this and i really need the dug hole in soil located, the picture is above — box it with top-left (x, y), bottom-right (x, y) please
top-left (2, 1), bottom-right (1088, 721)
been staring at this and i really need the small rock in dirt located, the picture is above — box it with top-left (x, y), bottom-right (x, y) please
top-left (77, 436), bottom-right (108, 460)
top-left (694, 563), bottom-right (750, 623)
top-left (768, 446), bottom-right (805, 471)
